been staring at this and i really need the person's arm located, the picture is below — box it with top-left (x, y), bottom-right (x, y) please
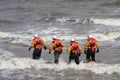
top-left (41, 39), bottom-right (47, 49)
top-left (67, 45), bottom-right (72, 53)
top-left (29, 40), bottom-right (35, 51)
top-left (95, 41), bottom-right (100, 53)
top-left (84, 41), bottom-right (89, 51)
top-left (60, 41), bottom-right (65, 47)
top-left (84, 41), bottom-right (89, 54)
top-left (49, 43), bottom-right (55, 53)
top-left (95, 41), bottom-right (100, 48)
top-left (78, 44), bottom-right (82, 53)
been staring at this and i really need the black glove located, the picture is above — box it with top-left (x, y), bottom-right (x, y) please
top-left (28, 47), bottom-right (31, 51)
top-left (84, 50), bottom-right (87, 54)
top-left (49, 51), bottom-right (51, 54)
top-left (44, 46), bottom-right (47, 50)
top-left (96, 48), bottom-right (99, 53)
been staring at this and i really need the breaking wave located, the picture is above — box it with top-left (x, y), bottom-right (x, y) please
top-left (39, 16), bottom-right (120, 27)
top-left (0, 58), bottom-right (120, 74)
top-left (0, 30), bottom-right (120, 46)
top-left (91, 18), bottom-right (120, 26)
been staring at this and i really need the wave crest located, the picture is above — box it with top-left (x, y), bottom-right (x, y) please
top-left (0, 58), bottom-right (120, 74)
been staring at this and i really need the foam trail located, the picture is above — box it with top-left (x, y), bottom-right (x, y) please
top-left (0, 58), bottom-right (120, 74)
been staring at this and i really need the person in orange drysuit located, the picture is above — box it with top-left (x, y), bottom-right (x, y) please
top-left (29, 34), bottom-right (47, 59)
top-left (49, 35), bottom-right (65, 64)
top-left (67, 38), bottom-right (82, 65)
top-left (84, 35), bottom-right (100, 62)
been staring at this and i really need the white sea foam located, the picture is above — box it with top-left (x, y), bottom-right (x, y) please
top-left (55, 17), bottom-right (70, 23)
top-left (52, 17), bottom-right (120, 26)
top-left (0, 30), bottom-right (120, 45)
top-left (91, 18), bottom-right (120, 26)
top-left (0, 31), bottom-right (120, 46)
top-left (0, 58), bottom-right (120, 74)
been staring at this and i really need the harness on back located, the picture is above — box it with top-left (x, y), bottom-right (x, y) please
top-left (88, 38), bottom-right (95, 52)
top-left (53, 39), bottom-right (62, 52)
top-left (71, 41), bottom-right (79, 54)
top-left (34, 37), bottom-right (42, 50)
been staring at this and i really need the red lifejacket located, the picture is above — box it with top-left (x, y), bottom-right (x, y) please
top-left (71, 41), bottom-right (79, 54)
top-left (34, 37), bottom-right (42, 50)
top-left (53, 39), bottom-right (62, 52)
top-left (88, 38), bottom-right (95, 52)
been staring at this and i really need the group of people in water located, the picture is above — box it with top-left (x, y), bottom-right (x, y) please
top-left (29, 34), bottom-right (100, 65)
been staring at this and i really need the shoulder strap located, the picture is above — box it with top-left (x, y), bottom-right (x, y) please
top-left (53, 39), bottom-right (62, 47)
top-left (88, 38), bottom-right (95, 46)
top-left (34, 37), bottom-right (42, 44)
top-left (71, 42), bottom-right (78, 49)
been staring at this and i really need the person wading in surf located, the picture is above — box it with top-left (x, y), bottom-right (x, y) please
top-left (49, 35), bottom-right (65, 64)
top-left (84, 35), bottom-right (100, 62)
top-left (29, 34), bottom-right (47, 59)
top-left (67, 38), bottom-right (82, 65)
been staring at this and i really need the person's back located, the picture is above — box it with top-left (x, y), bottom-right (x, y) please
top-left (52, 38), bottom-right (64, 52)
top-left (49, 35), bottom-right (65, 64)
top-left (33, 37), bottom-right (43, 49)
top-left (84, 35), bottom-right (99, 62)
top-left (70, 41), bottom-right (79, 54)
top-left (29, 34), bottom-right (47, 59)
top-left (67, 38), bottom-right (82, 65)
top-left (67, 38), bottom-right (82, 53)
top-left (85, 36), bottom-right (99, 52)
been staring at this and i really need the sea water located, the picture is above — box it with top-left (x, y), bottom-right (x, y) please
top-left (0, 0), bottom-right (120, 80)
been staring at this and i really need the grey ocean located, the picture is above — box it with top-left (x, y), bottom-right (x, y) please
top-left (0, 0), bottom-right (120, 80)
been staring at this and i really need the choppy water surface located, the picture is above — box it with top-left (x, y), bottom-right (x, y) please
top-left (0, 0), bottom-right (120, 80)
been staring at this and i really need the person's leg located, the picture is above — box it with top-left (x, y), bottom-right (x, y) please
top-left (87, 48), bottom-right (94, 62)
top-left (74, 54), bottom-right (79, 65)
top-left (86, 52), bottom-right (90, 62)
top-left (54, 51), bottom-right (59, 64)
top-left (68, 52), bottom-right (74, 64)
top-left (33, 49), bottom-right (38, 59)
top-left (91, 52), bottom-right (96, 61)
top-left (37, 49), bottom-right (42, 59)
